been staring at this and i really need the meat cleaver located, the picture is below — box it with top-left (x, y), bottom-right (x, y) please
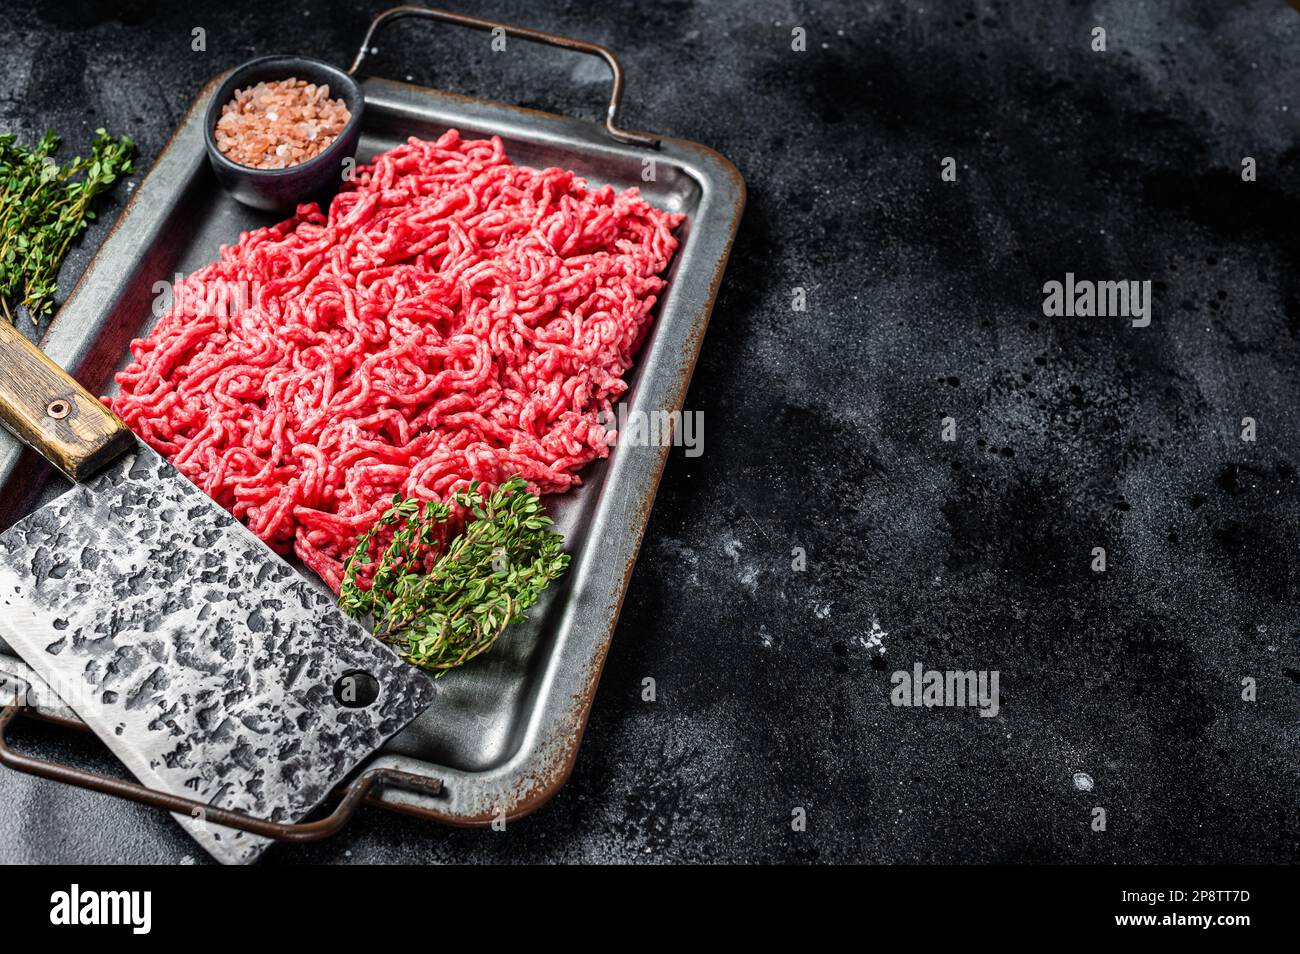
top-left (0, 319), bottom-right (436, 864)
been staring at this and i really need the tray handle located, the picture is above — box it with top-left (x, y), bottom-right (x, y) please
top-left (348, 5), bottom-right (660, 148)
top-left (0, 703), bottom-right (442, 844)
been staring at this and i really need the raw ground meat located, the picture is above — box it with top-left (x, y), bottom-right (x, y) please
top-left (109, 129), bottom-right (683, 591)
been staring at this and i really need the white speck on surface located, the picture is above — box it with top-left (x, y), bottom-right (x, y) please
top-left (858, 616), bottom-right (888, 652)
top-left (571, 56), bottom-right (608, 86)
top-left (814, 601), bottom-right (832, 619)
top-left (722, 534), bottom-right (760, 591)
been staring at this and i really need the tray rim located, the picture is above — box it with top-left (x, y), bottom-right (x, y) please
top-left (0, 70), bottom-right (745, 835)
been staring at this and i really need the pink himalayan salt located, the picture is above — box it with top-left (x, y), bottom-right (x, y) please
top-left (215, 77), bottom-right (351, 170)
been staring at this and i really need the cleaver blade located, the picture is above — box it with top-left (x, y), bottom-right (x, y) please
top-left (0, 319), bottom-right (436, 865)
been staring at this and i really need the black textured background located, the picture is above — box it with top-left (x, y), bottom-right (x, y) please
top-left (1, 0), bottom-right (1298, 863)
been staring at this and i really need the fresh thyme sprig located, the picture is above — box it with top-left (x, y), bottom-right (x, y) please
top-left (340, 478), bottom-right (570, 673)
top-left (0, 127), bottom-right (135, 325)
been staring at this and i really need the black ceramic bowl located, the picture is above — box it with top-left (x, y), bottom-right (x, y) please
top-left (204, 55), bottom-right (364, 213)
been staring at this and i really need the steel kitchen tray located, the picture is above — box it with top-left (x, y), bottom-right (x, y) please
top-left (0, 7), bottom-right (743, 848)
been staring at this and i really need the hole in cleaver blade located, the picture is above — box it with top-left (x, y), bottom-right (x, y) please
top-left (0, 445), bottom-right (437, 864)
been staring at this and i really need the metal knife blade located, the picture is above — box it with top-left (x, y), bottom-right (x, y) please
top-left (0, 444), bottom-right (436, 864)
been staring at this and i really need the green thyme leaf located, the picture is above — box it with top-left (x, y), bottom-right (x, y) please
top-left (0, 127), bottom-right (135, 325)
top-left (339, 477), bottom-right (570, 674)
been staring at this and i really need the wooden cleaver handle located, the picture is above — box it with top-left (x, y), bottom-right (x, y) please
top-left (0, 319), bottom-right (135, 482)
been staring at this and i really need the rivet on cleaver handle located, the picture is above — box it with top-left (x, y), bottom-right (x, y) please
top-left (0, 318), bottom-right (135, 482)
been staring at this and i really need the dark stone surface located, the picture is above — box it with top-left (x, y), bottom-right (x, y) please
top-left (1, 0), bottom-right (1298, 863)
